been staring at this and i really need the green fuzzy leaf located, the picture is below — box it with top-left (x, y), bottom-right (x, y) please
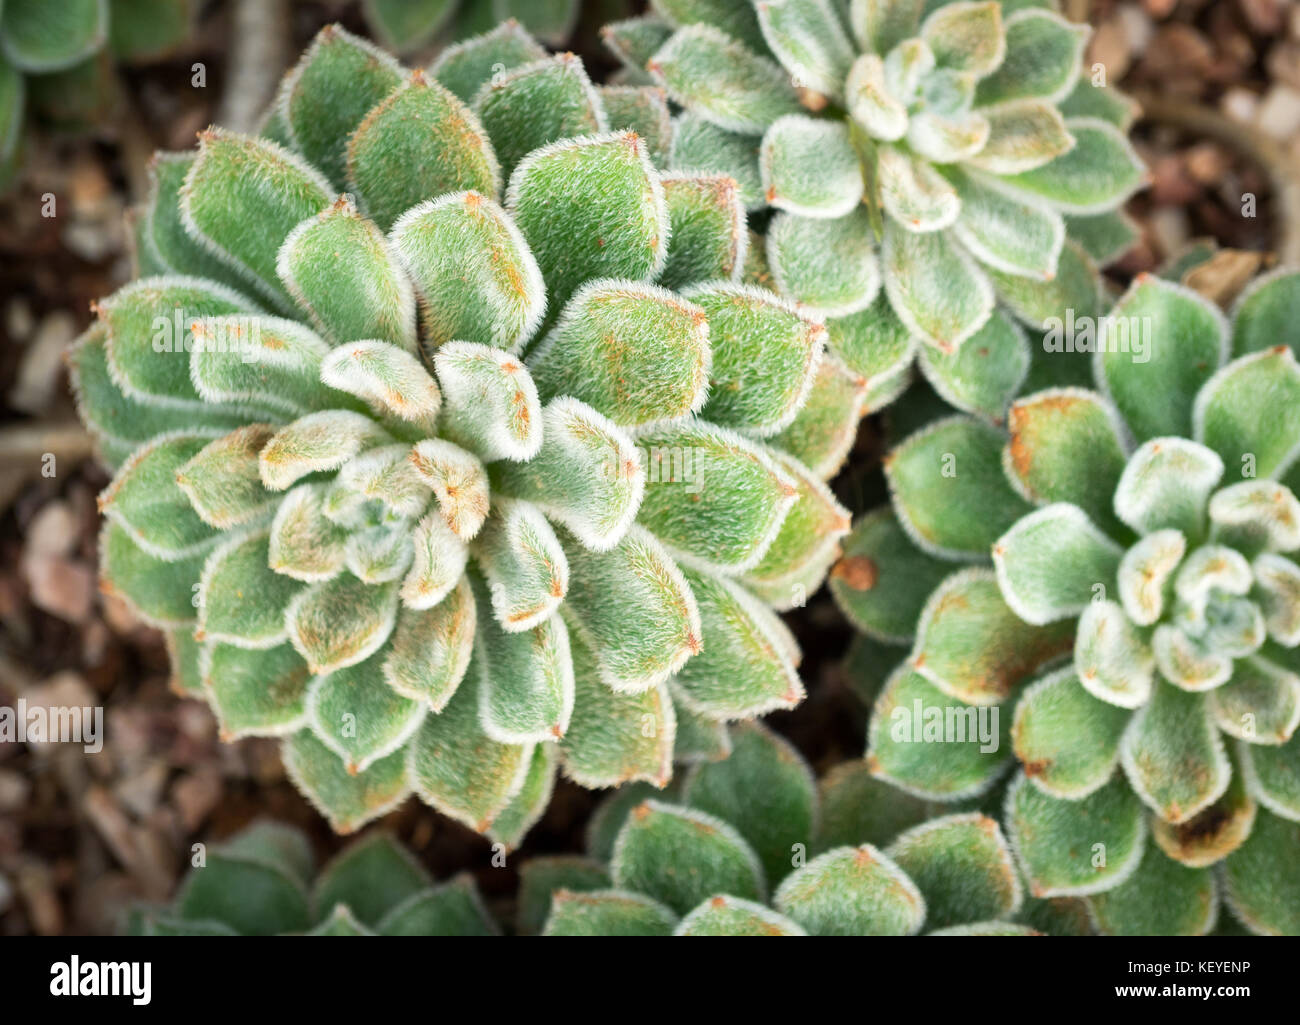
top-left (166, 629), bottom-right (205, 697)
top-left (309, 832), bottom-right (426, 931)
top-left (651, 0), bottom-right (769, 55)
top-left (174, 847), bottom-right (310, 936)
top-left (974, 9), bottom-right (1086, 106)
top-left (991, 238), bottom-right (1101, 340)
top-left (1209, 482), bottom-right (1300, 556)
top-left (947, 168), bottom-right (1065, 280)
top-left (1195, 348), bottom-right (1300, 481)
top-left (1011, 666), bottom-right (1130, 798)
top-left (197, 531), bottom-right (302, 648)
top-left (599, 86), bottom-right (673, 167)
top-left (683, 723), bottom-right (816, 886)
top-left (204, 642), bottom-right (312, 739)
top-left (558, 625), bottom-right (674, 788)
top-left (965, 99), bottom-right (1072, 177)
top-left (670, 113), bottom-right (764, 211)
top-left (470, 567), bottom-right (572, 739)
top-left (100, 520), bottom-right (204, 627)
top-left (175, 425), bottom-right (279, 529)
top-left (286, 573), bottom-right (399, 674)
top-left (673, 701), bottom-right (732, 763)
top-left (847, 53), bottom-right (908, 141)
top-left (558, 524), bottom-right (700, 692)
top-left (1114, 437), bottom-right (1223, 539)
top-left (401, 506), bottom-right (470, 609)
top-left (517, 856), bottom-right (611, 935)
top-left (101, 433), bottom-right (224, 559)
top-left (392, 190), bottom-right (545, 357)
top-left (993, 504), bottom-right (1122, 624)
top-left (307, 656), bottom-right (424, 775)
top-left (849, 0), bottom-right (924, 54)
top-left (1210, 655), bottom-right (1300, 745)
top-left (882, 222), bottom-right (994, 351)
top-left (602, 16), bottom-right (672, 84)
top-left (1221, 810), bottom-right (1300, 935)
top-left (543, 889), bottom-right (677, 936)
top-left (612, 800), bottom-right (764, 913)
top-left (885, 415), bottom-right (1032, 560)
top-left (1101, 275), bottom-right (1231, 441)
top-left (995, 117), bottom-right (1145, 213)
top-left (911, 567), bottom-right (1074, 704)
top-left (634, 419), bottom-right (796, 574)
top-left (866, 662), bottom-right (1011, 800)
top-left (1058, 77), bottom-right (1138, 131)
top-left (657, 173), bottom-right (747, 290)
top-left (649, 24), bottom-right (801, 135)
top-left (278, 198), bottom-right (415, 349)
top-left (768, 208), bottom-right (881, 318)
top-left (917, 307), bottom-right (1030, 422)
top-left (99, 276), bottom-right (255, 406)
top-left (1065, 209), bottom-right (1139, 267)
top-left (192, 315), bottom-right (336, 417)
top-left (268, 483), bottom-right (349, 582)
top-left (496, 0), bottom-right (580, 47)
top-left (471, 498), bottom-right (568, 633)
top-left (815, 758), bottom-right (932, 851)
top-left (473, 54), bottom-right (606, 182)
top-left (259, 411), bottom-right (394, 492)
top-left (673, 568), bottom-right (803, 719)
top-left (69, 326), bottom-right (244, 449)
top-left (527, 280), bottom-right (707, 427)
top-left (1, 0), bottom-right (107, 73)
top-left (182, 130), bottom-right (333, 310)
top-left (885, 813), bottom-right (1022, 929)
top-left (1002, 387), bottom-right (1128, 535)
top-left (362, 0), bottom-right (455, 54)
top-left (691, 283), bottom-right (824, 436)
top-left (382, 576), bottom-right (474, 709)
top-left (1005, 771), bottom-right (1146, 897)
top-left (768, 353), bottom-right (868, 478)
top-left (283, 729), bottom-right (410, 834)
top-left (756, 0), bottom-right (856, 101)
top-left (921, 0), bottom-right (1004, 75)
top-left (760, 115), bottom-right (863, 219)
top-left (1241, 730), bottom-right (1300, 821)
top-left (319, 342), bottom-right (440, 438)
top-left (278, 25), bottom-right (404, 190)
top-left (377, 876), bottom-right (497, 935)
top-left (346, 71), bottom-right (500, 233)
top-left (831, 509), bottom-right (951, 644)
top-left (1074, 599), bottom-right (1156, 708)
top-left (305, 905), bottom-right (372, 935)
top-left (1121, 679), bottom-right (1230, 824)
top-left (1253, 554), bottom-right (1300, 646)
top-left (774, 845), bottom-right (925, 936)
top-left (406, 664), bottom-right (532, 833)
top-left (507, 131), bottom-right (669, 312)
top-left (429, 19), bottom-right (548, 103)
top-left (1232, 268), bottom-right (1300, 358)
top-left (675, 896), bottom-right (806, 935)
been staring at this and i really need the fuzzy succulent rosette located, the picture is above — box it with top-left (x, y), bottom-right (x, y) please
top-left (601, 0), bottom-right (1145, 423)
top-left (833, 269), bottom-right (1300, 935)
top-left (519, 723), bottom-right (1070, 936)
top-left (72, 23), bottom-right (850, 840)
top-left (131, 821), bottom-right (496, 936)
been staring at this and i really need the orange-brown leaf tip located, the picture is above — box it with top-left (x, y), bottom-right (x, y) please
top-left (632, 801), bottom-right (651, 821)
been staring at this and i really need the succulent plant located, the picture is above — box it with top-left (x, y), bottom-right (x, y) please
top-left (129, 821), bottom-right (497, 935)
top-left (602, 0), bottom-right (1144, 425)
top-left (519, 722), bottom-right (1058, 936)
top-left (0, 0), bottom-right (194, 184)
top-left (362, 0), bottom-right (581, 54)
top-left (833, 268), bottom-right (1300, 935)
top-left (73, 22), bottom-right (849, 842)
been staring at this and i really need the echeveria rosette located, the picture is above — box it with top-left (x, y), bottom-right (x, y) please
top-left (0, 0), bottom-right (196, 184)
top-left (519, 723), bottom-right (1041, 936)
top-left (73, 25), bottom-right (849, 841)
top-left (833, 269), bottom-right (1300, 935)
top-left (129, 821), bottom-right (497, 936)
top-left (608, 0), bottom-right (1144, 423)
